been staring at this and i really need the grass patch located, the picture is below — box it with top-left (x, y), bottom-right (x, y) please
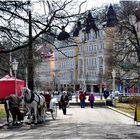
top-left (0, 104), bottom-right (6, 117)
top-left (115, 102), bottom-right (135, 116)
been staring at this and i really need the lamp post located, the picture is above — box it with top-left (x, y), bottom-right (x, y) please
top-left (111, 69), bottom-right (116, 105)
top-left (12, 59), bottom-right (18, 96)
top-left (137, 62), bottom-right (140, 94)
top-left (25, 67), bottom-right (28, 88)
top-left (83, 50), bottom-right (86, 92)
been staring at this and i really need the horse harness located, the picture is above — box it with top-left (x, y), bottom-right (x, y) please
top-left (24, 90), bottom-right (41, 107)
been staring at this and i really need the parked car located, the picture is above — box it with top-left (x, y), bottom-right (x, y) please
top-left (114, 91), bottom-right (123, 96)
top-left (108, 91), bottom-right (123, 99)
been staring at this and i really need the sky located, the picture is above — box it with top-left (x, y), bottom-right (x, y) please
top-left (31, 0), bottom-right (120, 14)
top-left (79, 0), bottom-right (120, 11)
top-left (30, 0), bottom-right (122, 32)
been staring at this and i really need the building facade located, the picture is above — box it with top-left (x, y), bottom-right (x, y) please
top-left (35, 4), bottom-right (140, 94)
top-left (54, 39), bottom-right (78, 92)
top-left (52, 5), bottom-right (118, 93)
top-left (34, 44), bottom-right (55, 91)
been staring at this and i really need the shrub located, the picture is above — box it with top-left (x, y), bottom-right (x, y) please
top-left (128, 96), bottom-right (140, 106)
top-left (118, 96), bottom-right (130, 103)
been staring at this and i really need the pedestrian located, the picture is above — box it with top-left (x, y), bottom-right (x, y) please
top-left (79, 90), bottom-right (86, 108)
top-left (60, 91), bottom-right (69, 115)
top-left (103, 88), bottom-right (109, 105)
top-left (103, 88), bottom-right (109, 99)
top-left (88, 92), bottom-right (95, 108)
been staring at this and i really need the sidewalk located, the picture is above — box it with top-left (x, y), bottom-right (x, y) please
top-left (107, 106), bottom-right (134, 119)
top-left (55, 95), bottom-right (134, 120)
top-left (0, 95), bottom-right (134, 128)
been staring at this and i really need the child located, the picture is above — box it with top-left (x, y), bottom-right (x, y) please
top-left (88, 92), bottom-right (95, 108)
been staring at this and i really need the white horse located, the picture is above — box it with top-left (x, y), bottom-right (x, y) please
top-left (21, 87), bottom-right (46, 124)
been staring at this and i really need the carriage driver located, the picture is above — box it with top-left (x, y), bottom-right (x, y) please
top-left (43, 91), bottom-right (54, 112)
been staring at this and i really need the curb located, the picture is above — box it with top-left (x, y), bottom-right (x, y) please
top-left (0, 119), bottom-right (8, 129)
top-left (0, 123), bottom-right (8, 129)
top-left (107, 106), bottom-right (134, 119)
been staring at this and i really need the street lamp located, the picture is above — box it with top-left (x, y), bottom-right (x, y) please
top-left (82, 50), bottom-right (86, 92)
top-left (12, 59), bottom-right (18, 96)
top-left (111, 69), bottom-right (116, 105)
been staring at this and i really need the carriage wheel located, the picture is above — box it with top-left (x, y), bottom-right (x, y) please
top-left (51, 102), bottom-right (57, 120)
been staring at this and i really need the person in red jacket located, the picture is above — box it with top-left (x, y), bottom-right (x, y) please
top-left (43, 92), bottom-right (51, 110)
top-left (79, 91), bottom-right (86, 108)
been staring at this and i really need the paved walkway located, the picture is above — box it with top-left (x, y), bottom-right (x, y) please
top-left (0, 95), bottom-right (134, 128)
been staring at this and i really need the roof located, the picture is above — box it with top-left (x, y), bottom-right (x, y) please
top-left (57, 26), bottom-right (70, 41)
top-left (0, 74), bottom-right (24, 82)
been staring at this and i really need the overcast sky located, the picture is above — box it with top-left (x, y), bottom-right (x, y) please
top-left (31, 0), bottom-right (121, 32)
top-left (80, 0), bottom-right (120, 11)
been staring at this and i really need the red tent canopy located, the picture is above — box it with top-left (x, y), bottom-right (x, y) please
top-left (0, 75), bottom-right (25, 100)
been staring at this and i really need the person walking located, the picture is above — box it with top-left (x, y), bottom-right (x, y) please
top-left (88, 92), bottom-right (95, 108)
top-left (60, 91), bottom-right (69, 115)
top-left (103, 88), bottom-right (109, 105)
top-left (79, 90), bottom-right (86, 108)
top-left (103, 88), bottom-right (109, 99)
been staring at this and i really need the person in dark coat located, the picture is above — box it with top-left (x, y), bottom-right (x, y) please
top-left (103, 88), bottom-right (109, 99)
top-left (103, 88), bottom-right (110, 106)
top-left (60, 91), bottom-right (69, 115)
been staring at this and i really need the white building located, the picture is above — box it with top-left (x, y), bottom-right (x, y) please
top-left (78, 25), bottom-right (105, 92)
top-left (54, 34), bottom-right (77, 92)
top-left (52, 5), bottom-right (118, 93)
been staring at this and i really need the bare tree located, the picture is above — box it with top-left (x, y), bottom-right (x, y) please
top-left (0, 0), bottom-right (85, 52)
top-left (113, 1), bottom-right (140, 88)
top-left (0, 0), bottom-right (86, 89)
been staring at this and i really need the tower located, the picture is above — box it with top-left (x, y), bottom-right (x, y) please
top-left (105, 4), bottom-right (118, 88)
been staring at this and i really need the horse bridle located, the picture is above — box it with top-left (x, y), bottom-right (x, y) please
top-left (24, 90), bottom-right (35, 104)
top-left (24, 90), bottom-right (41, 105)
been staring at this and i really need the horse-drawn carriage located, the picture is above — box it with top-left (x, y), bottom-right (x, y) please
top-left (4, 87), bottom-right (57, 126)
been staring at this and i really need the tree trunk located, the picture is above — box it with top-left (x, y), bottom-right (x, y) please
top-left (28, 10), bottom-right (34, 91)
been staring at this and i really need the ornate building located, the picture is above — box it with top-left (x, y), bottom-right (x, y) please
top-left (34, 3), bottom-right (140, 95)
top-left (52, 5), bottom-right (118, 93)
